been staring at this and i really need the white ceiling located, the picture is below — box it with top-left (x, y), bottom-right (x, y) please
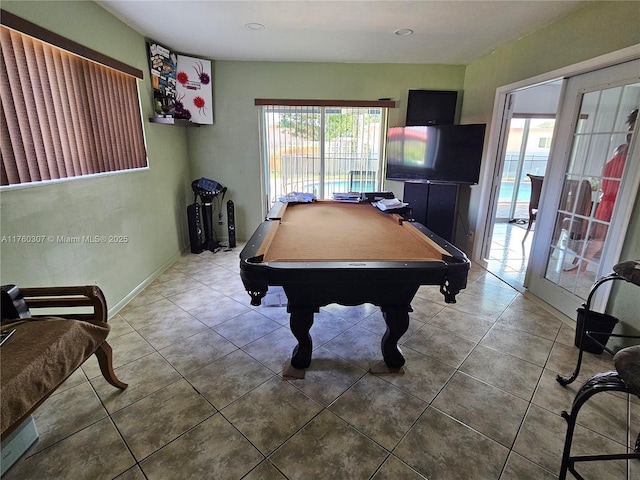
top-left (97, 0), bottom-right (590, 64)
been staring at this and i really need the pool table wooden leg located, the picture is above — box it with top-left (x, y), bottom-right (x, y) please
top-left (380, 308), bottom-right (411, 368)
top-left (289, 306), bottom-right (317, 369)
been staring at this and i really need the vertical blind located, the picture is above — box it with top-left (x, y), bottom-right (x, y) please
top-left (258, 100), bottom-right (393, 203)
top-left (0, 25), bottom-right (147, 186)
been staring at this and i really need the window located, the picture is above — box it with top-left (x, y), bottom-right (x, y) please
top-left (538, 137), bottom-right (552, 148)
top-left (257, 99), bottom-right (393, 204)
top-left (497, 116), bottom-right (555, 220)
top-left (0, 11), bottom-right (147, 187)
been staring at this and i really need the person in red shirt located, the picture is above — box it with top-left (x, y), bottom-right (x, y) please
top-left (568, 108), bottom-right (637, 273)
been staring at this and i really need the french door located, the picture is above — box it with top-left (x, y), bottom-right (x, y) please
top-left (527, 60), bottom-right (640, 317)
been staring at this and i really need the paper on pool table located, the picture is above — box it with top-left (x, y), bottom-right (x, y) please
top-left (372, 198), bottom-right (408, 211)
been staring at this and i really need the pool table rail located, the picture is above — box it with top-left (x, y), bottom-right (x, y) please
top-left (239, 216), bottom-right (469, 307)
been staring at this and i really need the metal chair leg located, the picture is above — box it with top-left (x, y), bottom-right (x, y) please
top-left (559, 371), bottom-right (638, 479)
top-left (557, 274), bottom-right (622, 387)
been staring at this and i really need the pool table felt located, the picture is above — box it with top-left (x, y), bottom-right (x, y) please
top-left (258, 201), bottom-right (449, 262)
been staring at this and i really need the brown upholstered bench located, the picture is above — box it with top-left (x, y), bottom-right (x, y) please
top-left (0, 285), bottom-right (127, 443)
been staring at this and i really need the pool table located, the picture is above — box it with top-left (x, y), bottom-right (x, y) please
top-left (239, 200), bottom-right (470, 376)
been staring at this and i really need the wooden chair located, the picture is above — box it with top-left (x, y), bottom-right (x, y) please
top-left (522, 174), bottom-right (544, 242)
top-left (1, 285), bottom-right (128, 441)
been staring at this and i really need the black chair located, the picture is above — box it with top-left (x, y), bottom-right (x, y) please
top-left (557, 260), bottom-right (640, 479)
top-left (558, 345), bottom-right (640, 479)
top-left (522, 174), bottom-right (543, 242)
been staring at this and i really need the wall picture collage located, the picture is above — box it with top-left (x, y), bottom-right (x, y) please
top-left (148, 41), bottom-right (213, 124)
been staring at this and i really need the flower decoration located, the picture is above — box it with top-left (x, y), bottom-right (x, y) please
top-left (174, 95), bottom-right (192, 120)
top-left (193, 96), bottom-right (206, 116)
top-left (193, 61), bottom-right (210, 85)
top-left (177, 71), bottom-right (189, 85)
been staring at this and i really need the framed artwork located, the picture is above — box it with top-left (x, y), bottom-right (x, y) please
top-left (176, 55), bottom-right (213, 124)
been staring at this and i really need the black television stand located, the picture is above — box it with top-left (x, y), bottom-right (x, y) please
top-left (403, 181), bottom-right (458, 243)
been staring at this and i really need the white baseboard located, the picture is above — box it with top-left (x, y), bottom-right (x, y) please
top-left (108, 249), bottom-right (184, 317)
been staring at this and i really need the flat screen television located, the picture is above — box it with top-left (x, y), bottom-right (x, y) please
top-left (406, 90), bottom-right (457, 126)
top-left (385, 124), bottom-right (486, 184)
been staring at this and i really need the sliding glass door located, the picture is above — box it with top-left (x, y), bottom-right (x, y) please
top-left (260, 105), bottom-right (387, 205)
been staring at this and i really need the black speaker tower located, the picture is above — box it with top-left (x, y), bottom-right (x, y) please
top-left (187, 203), bottom-right (204, 254)
top-left (227, 200), bottom-right (236, 248)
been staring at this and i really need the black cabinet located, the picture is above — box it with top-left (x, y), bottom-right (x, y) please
top-left (403, 182), bottom-right (458, 243)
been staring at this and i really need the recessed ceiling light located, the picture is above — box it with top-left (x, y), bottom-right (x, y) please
top-left (245, 23), bottom-right (265, 31)
top-left (394, 28), bottom-right (414, 36)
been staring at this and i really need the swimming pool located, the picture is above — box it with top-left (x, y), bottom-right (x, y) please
top-left (498, 181), bottom-right (531, 202)
top-left (307, 179), bottom-right (378, 195)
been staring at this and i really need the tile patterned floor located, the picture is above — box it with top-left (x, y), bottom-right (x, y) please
top-left (486, 222), bottom-right (533, 291)
top-left (486, 222), bottom-right (598, 301)
top-left (4, 245), bottom-right (639, 479)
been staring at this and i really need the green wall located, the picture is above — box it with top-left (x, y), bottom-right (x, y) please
top-left (0, 1), bottom-right (193, 312)
top-left (187, 61), bottom-right (466, 239)
top-left (461, 1), bottom-right (640, 326)
top-left (461, 1), bottom-right (640, 252)
top-left (1, 1), bottom-right (638, 322)
top-left (195, 1), bottom-right (640, 249)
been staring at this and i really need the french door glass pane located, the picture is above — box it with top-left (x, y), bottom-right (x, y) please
top-left (496, 117), bottom-right (554, 220)
top-left (544, 83), bottom-right (639, 299)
